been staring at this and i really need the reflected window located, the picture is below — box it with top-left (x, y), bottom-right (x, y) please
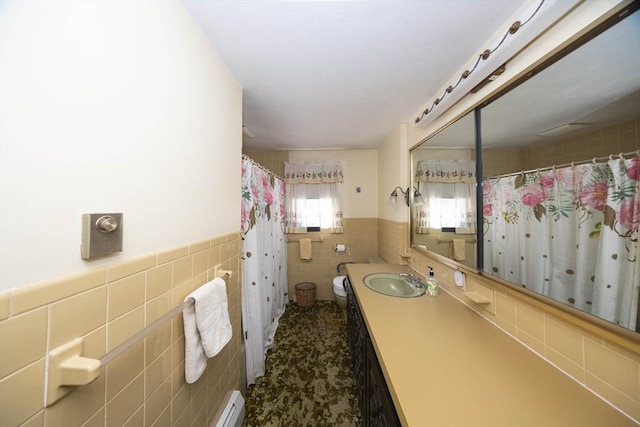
top-left (415, 160), bottom-right (477, 234)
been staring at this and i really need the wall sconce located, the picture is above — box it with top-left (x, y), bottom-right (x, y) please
top-left (388, 187), bottom-right (409, 206)
top-left (388, 187), bottom-right (422, 206)
top-left (413, 186), bottom-right (424, 205)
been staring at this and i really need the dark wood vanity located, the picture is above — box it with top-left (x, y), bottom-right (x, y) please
top-left (345, 275), bottom-right (400, 427)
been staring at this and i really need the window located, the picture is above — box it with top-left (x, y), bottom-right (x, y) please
top-left (415, 160), bottom-right (477, 234)
top-left (433, 186), bottom-right (471, 230)
top-left (284, 161), bottom-right (344, 234)
top-left (299, 197), bottom-right (333, 230)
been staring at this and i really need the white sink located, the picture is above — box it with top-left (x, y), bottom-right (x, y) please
top-left (363, 273), bottom-right (425, 298)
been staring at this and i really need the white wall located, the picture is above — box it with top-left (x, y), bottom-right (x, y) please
top-left (288, 150), bottom-right (378, 218)
top-left (0, 1), bottom-right (243, 290)
top-left (378, 124), bottom-right (409, 222)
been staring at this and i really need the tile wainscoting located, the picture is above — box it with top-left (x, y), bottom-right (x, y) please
top-left (483, 115), bottom-right (639, 178)
top-left (376, 218), bottom-right (639, 422)
top-left (287, 218), bottom-right (378, 302)
top-left (408, 245), bottom-right (640, 423)
top-left (0, 233), bottom-right (242, 427)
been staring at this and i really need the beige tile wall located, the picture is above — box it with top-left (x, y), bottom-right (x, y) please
top-left (482, 149), bottom-right (526, 178)
top-left (525, 116), bottom-right (640, 170)
top-left (377, 219), bottom-right (409, 266)
top-left (482, 115), bottom-right (640, 178)
top-left (406, 248), bottom-right (640, 423)
top-left (0, 233), bottom-right (242, 427)
top-left (287, 218), bottom-right (379, 301)
top-left (242, 151), bottom-right (288, 178)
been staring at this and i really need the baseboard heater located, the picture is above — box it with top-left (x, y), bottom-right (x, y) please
top-left (214, 390), bottom-right (245, 427)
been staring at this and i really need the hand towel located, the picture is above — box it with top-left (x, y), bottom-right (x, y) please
top-left (299, 238), bottom-right (312, 261)
top-left (183, 277), bottom-right (232, 384)
top-left (450, 239), bottom-right (466, 261)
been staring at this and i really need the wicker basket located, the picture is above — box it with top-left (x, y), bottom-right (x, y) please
top-left (295, 282), bottom-right (316, 307)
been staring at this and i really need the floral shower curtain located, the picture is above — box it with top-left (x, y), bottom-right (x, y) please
top-left (415, 160), bottom-right (476, 233)
top-left (482, 156), bottom-right (639, 330)
top-left (241, 156), bottom-right (287, 385)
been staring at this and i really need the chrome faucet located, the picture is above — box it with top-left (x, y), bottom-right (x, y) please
top-left (399, 272), bottom-right (422, 289)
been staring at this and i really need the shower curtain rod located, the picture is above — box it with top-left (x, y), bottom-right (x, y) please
top-left (488, 149), bottom-right (639, 180)
top-left (242, 154), bottom-right (283, 182)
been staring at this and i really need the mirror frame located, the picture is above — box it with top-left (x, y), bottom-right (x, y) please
top-left (410, 3), bottom-right (640, 345)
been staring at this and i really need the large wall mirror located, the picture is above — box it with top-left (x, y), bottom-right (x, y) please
top-left (411, 112), bottom-right (477, 269)
top-left (411, 6), bottom-right (640, 333)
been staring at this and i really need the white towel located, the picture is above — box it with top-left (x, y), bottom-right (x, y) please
top-left (183, 277), bottom-right (232, 384)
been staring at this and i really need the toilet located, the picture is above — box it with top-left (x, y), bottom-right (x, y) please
top-left (333, 262), bottom-right (354, 309)
top-left (333, 275), bottom-right (347, 309)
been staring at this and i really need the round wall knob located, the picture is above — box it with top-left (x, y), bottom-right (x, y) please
top-left (95, 215), bottom-right (118, 233)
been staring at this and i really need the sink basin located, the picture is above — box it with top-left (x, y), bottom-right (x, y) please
top-left (363, 273), bottom-right (425, 298)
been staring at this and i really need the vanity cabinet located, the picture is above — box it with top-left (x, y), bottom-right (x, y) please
top-left (345, 276), bottom-right (400, 427)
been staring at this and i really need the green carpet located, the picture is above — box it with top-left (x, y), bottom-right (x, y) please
top-left (243, 301), bottom-right (361, 426)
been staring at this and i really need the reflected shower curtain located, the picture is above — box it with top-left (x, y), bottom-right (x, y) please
top-left (241, 156), bottom-right (287, 386)
top-left (483, 156), bottom-right (639, 329)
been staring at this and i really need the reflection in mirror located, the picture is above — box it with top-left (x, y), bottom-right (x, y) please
top-left (480, 9), bottom-right (640, 332)
top-left (411, 112), bottom-right (477, 269)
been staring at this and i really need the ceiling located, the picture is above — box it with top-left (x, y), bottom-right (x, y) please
top-left (181, 0), bottom-right (527, 151)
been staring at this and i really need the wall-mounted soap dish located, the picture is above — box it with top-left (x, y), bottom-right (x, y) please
top-left (464, 292), bottom-right (491, 304)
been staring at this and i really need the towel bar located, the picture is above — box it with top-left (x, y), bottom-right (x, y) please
top-left (437, 238), bottom-right (476, 243)
top-left (46, 270), bottom-right (234, 406)
top-left (101, 269), bottom-right (233, 365)
top-left (287, 236), bottom-right (323, 243)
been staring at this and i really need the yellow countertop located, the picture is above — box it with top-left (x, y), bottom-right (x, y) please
top-left (345, 263), bottom-right (635, 427)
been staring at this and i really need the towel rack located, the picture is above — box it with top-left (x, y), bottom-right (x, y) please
top-left (45, 270), bottom-right (233, 406)
top-left (287, 236), bottom-right (324, 243)
top-left (103, 267), bottom-right (232, 365)
top-left (437, 238), bottom-right (476, 243)
top-left (100, 300), bottom-right (190, 366)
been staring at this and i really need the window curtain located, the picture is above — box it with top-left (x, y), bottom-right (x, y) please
top-left (283, 161), bottom-right (344, 233)
top-left (482, 156), bottom-right (639, 330)
top-left (241, 156), bottom-right (288, 386)
top-left (415, 160), bottom-right (476, 233)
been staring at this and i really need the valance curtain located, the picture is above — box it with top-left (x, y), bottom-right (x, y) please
top-left (415, 160), bottom-right (476, 234)
top-left (283, 161), bottom-right (344, 233)
top-left (241, 156), bottom-right (288, 386)
top-left (482, 156), bottom-right (639, 330)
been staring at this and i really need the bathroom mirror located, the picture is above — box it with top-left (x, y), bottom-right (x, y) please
top-left (411, 112), bottom-right (477, 270)
top-left (411, 7), bottom-right (640, 333)
top-left (480, 7), bottom-right (640, 332)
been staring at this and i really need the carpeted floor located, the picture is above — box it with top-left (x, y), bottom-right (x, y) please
top-left (243, 301), bottom-right (362, 426)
